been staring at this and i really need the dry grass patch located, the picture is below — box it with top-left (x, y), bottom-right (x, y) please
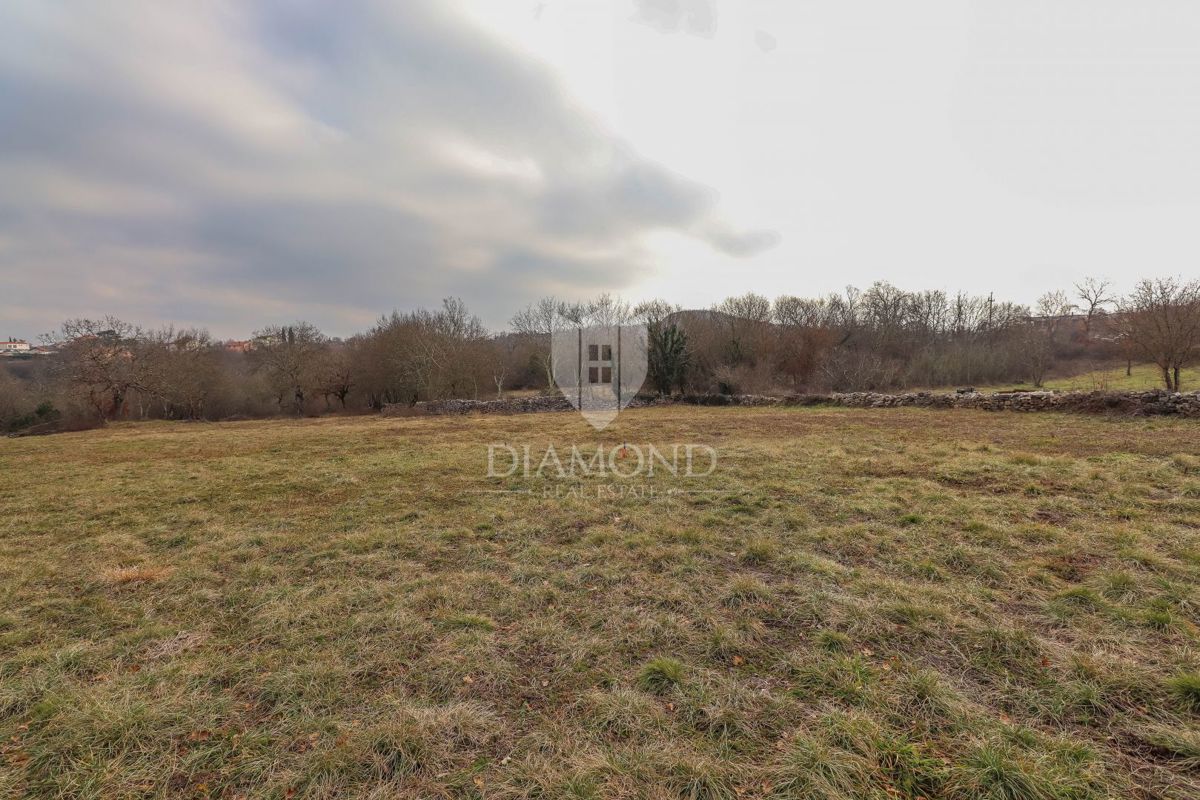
top-left (2, 407), bottom-right (1199, 798)
top-left (101, 564), bottom-right (175, 585)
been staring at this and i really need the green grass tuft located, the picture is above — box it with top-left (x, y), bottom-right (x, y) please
top-left (815, 629), bottom-right (851, 653)
top-left (740, 537), bottom-right (778, 565)
top-left (721, 576), bottom-right (774, 607)
top-left (949, 743), bottom-right (1055, 800)
top-left (439, 612), bottom-right (497, 631)
top-left (1166, 672), bottom-right (1200, 714)
top-left (638, 657), bottom-right (686, 694)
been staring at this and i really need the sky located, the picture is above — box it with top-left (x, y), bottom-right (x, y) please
top-left (2, 0), bottom-right (1199, 340)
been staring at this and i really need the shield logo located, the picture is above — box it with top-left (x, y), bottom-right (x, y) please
top-left (552, 318), bottom-right (648, 430)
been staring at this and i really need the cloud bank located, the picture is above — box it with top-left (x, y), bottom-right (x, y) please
top-left (0, 0), bottom-right (775, 336)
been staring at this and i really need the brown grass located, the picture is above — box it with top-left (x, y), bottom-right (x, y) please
top-left (102, 565), bottom-right (176, 585)
top-left (1, 406), bottom-right (1199, 798)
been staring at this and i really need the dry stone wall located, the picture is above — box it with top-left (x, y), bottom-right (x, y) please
top-left (815, 389), bottom-right (1200, 416)
top-left (382, 390), bottom-right (1200, 419)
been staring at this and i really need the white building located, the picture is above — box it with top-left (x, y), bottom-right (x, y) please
top-left (0, 338), bottom-right (31, 353)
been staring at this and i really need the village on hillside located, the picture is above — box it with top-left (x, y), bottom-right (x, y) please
top-left (0, 338), bottom-right (53, 357)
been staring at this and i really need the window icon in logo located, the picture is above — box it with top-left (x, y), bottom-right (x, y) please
top-left (552, 322), bottom-right (648, 430)
top-left (587, 344), bottom-right (613, 385)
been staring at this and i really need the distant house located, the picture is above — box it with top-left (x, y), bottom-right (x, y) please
top-left (224, 340), bottom-right (253, 353)
top-left (0, 338), bottom-right (31, 354)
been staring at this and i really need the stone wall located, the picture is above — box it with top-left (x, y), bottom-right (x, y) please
top-left (815, 389), bottom-right (1200, 416)
top-left (383, 389), bottom-right (1200, 419)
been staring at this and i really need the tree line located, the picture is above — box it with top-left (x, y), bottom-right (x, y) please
top-left (2, 277), bottom-right (1197, 433)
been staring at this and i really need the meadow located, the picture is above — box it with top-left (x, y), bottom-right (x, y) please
top-left (2, 407), bottom-right (1200, 799)
top-left (919, 362), bottom-right (1200, 394)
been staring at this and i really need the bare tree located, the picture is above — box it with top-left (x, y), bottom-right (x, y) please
top-left (491, 356), bottom-right (508, 399)
top-left (714, 292), bottom-right (772, 366)
top-left (1017, 291), bottom-right (1078, 387)
top-left (1035, 290), bottom-right (1077, 333)
top-left (1116, 329), bottom-right (1137, 377)
top-left (716, 292), bottom-right (772, 323)
top-left (774, 295), bottom-right (838, 329)
top-left (142, 327), bottom-right (221, 419)
top-left (1074, 277), bottom-right (1115, 339)
top-left (315, 344), bottom-right (355, 409)
top-left (860, 282), bottom-right (910, 355)
top-left (1120, 278), bottom-right (1200, 391)
top-left (633, 299), bottom-right (679, 327)
top-left (1021, 322), bottom-right (1055, 388)
top-left (250, 322), bottom-right (327, 415)
top-left (370, 299), bottom-right (491, 402)
top-left (49, 317), bottom-right (149, 421)
top-left (584, 292), bottom-right (633, 326)
top-left (423, 297), bottom-right (489, 399)
top-left (490, 334), bottom-right (524, 398)
top-left (511, 296), bottom-right (564, 392)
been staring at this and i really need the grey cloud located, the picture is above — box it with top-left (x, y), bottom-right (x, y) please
top-left (696, 222), bottom-right (782, 257)
top-left (0, 0), bottom-right (772, 337)
top-left (540, 154), bottom-right (716, 241)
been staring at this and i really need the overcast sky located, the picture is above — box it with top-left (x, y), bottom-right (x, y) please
top-left (2, 0), bottom-right (1199, 339)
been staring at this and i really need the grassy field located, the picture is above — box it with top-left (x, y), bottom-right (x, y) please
top-left (2, 408), bottom-right (1200, 799)
top-left (919, 363), bottom-right (1200, 394)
